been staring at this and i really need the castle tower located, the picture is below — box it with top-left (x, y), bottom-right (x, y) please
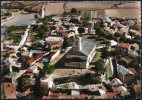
top-left (73, 36), bottom-right (82, 51)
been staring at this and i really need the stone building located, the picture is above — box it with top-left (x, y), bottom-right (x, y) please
top-left (65, 36), bottom-right (96, 68)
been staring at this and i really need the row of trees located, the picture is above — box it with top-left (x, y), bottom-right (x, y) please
top-left (6, 26), bottom-right (26, 33)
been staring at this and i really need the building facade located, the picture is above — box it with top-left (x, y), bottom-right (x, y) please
top-left (65, 36), bottom-right (96, 68)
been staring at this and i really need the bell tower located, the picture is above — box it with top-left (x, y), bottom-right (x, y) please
top-left (73, 36), bottom-right (81, 51)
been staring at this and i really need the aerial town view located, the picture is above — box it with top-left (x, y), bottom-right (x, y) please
top-left (1, 1), bottom-right (141, 99)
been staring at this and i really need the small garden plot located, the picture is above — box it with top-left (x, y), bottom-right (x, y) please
top-left (92, 52), bottom-right (101, 62)
top-left (54, 73), bottom-right (102, 86)
top-left (105, 62), bottom-right (113, 80)
top-left (6, 26), bottom-right (27, 34)
top-left (1, 12), bottom-right (12, 20)
top-left (9, 34), bottom-right (21, 43)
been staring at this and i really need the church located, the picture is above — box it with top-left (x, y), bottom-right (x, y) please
top-left (65, 36), bottom-right (96, 68)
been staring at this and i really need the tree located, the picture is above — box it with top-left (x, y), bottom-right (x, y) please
top-left (34, 14), bottom-right (38, 19)
top-left (78, 27), bottom-right (85, 35)
top-left (43, 63), bottom-right (55, 75)
top-left (71, 8), bottom-right (77, 14)
top-left (63, 11), bottom-right (68, 16)
top-left (62, 36), bottom-right (69, 49)
top-left (95, 59), bottom-right (105, 73)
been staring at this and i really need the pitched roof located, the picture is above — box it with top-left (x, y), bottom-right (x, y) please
top-left (81, 41), bottom-right (96, 56)
top-left (28, 53), bottom-right (45, 63)
top-left (131, 24), bottom-right (141, 30)
top-left (62, 33), bottom-right (68, 36)
top-left (26, 41), bottom-right (32, 43)
top-left (8, 50), bottom-right (16, 53)
top-left (24, 72), bottom-right (34, 77)
top-left (127, 68), bottom-right (138, 74)
top-left (120, 21), bottom-right (127, 25)
top-left (67, 41), bottom-right (96, 56)
top-left (134, 85), bottom-right (141, 93)
top-left (118, 67), bottom-right (134, 76)
top-left (2, 82), bottom-right (17, 99)
top-left (57, 29), bottom-right (65, 33)
top-left (49, 41), bottom-right (59, 45)
top-left (117, 43), bottom-right (130, 48)
top-left (117, 30), bottom-right (123, 34)
top-left (113, 25), bottom-right (118, 29)
top-left (46, 52), bottom-right (56, 59)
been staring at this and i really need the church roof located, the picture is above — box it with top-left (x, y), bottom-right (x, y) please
top-left (67, 41), bottom-right (96, 56)
top-left (81, 41), bottom-right (96, 56)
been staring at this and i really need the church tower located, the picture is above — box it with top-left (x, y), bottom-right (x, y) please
top-left (73, 36), bottom-right (81, 51)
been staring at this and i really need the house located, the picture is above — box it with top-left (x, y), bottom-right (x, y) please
top-left (65, 36), bottom-right (96, 68)
top-left (107, 86), bottom-right (120, 99)
top-left (128, 49), bottom-right (139, 58)
top-left (42, 91), bottom-right (88, 99)
top-left (1, 82), bottom-right (17, 99)
top-left (110, 78), bottom-right (123, 86)
top-left (116, 43), bottom-right (131, 55)
top-left (115, 30), bottom-right (124, 35)
top-left (45, 37), bottom-right (63, 43)
top-left (48, 41), bottom-right (60, 51)
top-left (21, 51), bottom-right (32, 57)
top-left (130, 24), bottom-right (141, 31)
top-left (133, 84), bottom-right (141, 99)
top-left (112, 25), bottom-right (119, 32)
top-left (118, 67), bottom-right (135, 83)
top-left (8, 50), bottom-right (16, 54)
top-left (117, 86), bottom-right (130, 97)
top-left (28, 53), bottom-right (45, 65)
top-left (25, 41), bottom-right (32, 46)
top-left (127, 68), bottom-right (138, 75)
top-left (35, 62), bottom-right (44, 69)
top-left (120, 21), bottom-right (127, 25)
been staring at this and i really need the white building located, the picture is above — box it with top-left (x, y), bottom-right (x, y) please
top-left (65, 36), bottom-right (96, 68)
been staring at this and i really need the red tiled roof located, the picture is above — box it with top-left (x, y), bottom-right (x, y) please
top-left (127, 68), bottom-right (138, 74)
top-left (107, 92), bottom-right (120, 99)
top-left (2, 82), bottom-right (17, 99)
top-left (134, 85), bottom-right (141, 93)
top-left (46, 52), bottom-right (56, 59)
top-left (28, 53), bottom-right (45, 63)
top-left (63, 20), bottom-right (68, 23)
top-left (113, 25), bottom-right (118, 29)
top-left (132, 24), bottom-right (141, 30)
top-left (117, 43), bottom-right (130, 48)
top-left (8, 50), bottom-right (16, 53)
top-left (107, 87), bottom-right (120, 99)
top-left (62, 33), bottom-right (68, 36)
top-left (93, 20), bottom-right (97, 23)
top-left (57, 29), bottom-right (65, 33)
top-left (49, 41), bottom-right (59, 45)
top-left (24, 72), bottom-right (34, 77)
top-left (112, 87), bottom-right (118, 92)
top-left (26, 41), bottom-right (32, 43)
top-left (117, 30), bottom-right (123, 34)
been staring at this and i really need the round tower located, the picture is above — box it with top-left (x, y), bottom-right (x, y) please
top-left (40, 75), bottom-right (54, 94)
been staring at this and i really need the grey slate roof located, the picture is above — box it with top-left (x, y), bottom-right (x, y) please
top-left (67, 41), bottom-right (96, 56)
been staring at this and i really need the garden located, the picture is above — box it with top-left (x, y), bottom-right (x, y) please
top-left (54, 73), bottom-right (102, 85)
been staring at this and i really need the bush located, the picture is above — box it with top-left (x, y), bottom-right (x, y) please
top-left (2, 12), bottom-right (12, 16)
top-left (71, 8), bottom-right (77, 14)
top-left (43, 63), bottom-right (55, 75)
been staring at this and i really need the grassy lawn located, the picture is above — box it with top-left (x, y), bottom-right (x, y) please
top-left (92, 52), bottom-right (101, 62)
top-left (120, 57), bottom-right (132, 64)
top-left (81, 34), bottom-right (106, 46)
